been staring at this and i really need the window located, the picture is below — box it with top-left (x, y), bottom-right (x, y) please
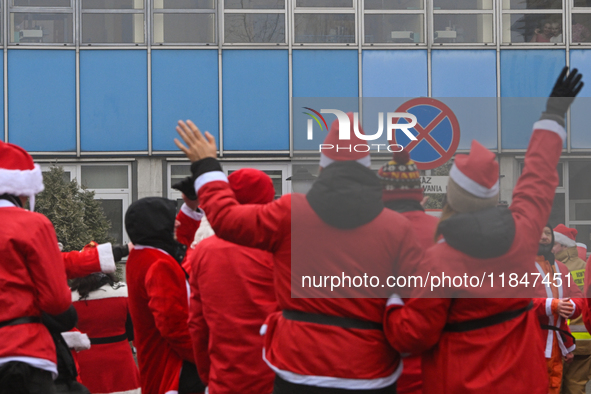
top-left (224, 0), bottom-right (286, 44)
top-left (432, 0), bottom-right (494, 44)
top-left (40, 163), bottom-right (133, 245)
top-left (81, 0), bottom-right (145, 44)
top-left (364, 0), bottom-right (425, 44)
top-left (572, 0), bottom-right (591, 44)
top-left (501, 0), bottom-right (563, 44)
top-left (152, 0), bottom-right (216, 44)
top-left (9, 0), bottom-right (73, 44)
top-left (294, 0), bottom-right (355, 44)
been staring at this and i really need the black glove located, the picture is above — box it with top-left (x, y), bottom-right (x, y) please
top-left (543, 67), bottom-right (584, 126)
top-left (172, 176), bottom-right (198, 201)
top-left (112, 243), bottom-right (129, 262)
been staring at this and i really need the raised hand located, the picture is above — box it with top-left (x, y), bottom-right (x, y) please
top-left (546, 67), bottom-right (584, 118)
top-left (174, 120), bottom-right (217, 163)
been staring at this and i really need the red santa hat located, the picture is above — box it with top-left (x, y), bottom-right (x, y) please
top-left (553, 224), bottom-right (577, 248)
top-left (228, 168), bottom-right (275, 204)
top-left (0, 141), bottom-right (44, 211)
top-left (447, 140), bottom-right (499, 213)
top-left (319, 112), bottom-right (371, 168)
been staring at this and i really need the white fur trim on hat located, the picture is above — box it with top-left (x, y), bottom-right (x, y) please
top-left (0, 164), bottom-right (44, 197)
top-left (319, 152), bottom-right (371, 168)
top-left (61, 331), bottom-right (91, 351)
top-left (449, 164), bottom-right (499, 198)
top-left (554, 231), bottom-right (577, 248)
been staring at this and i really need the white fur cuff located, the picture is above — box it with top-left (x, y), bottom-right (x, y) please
top-left (97, 242), bottom-right (116, 273)
top-left (61, 332), bottom-right (91, 351)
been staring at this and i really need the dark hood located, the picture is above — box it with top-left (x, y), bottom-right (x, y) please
top-left (439, 206), bottom-right (516, 258)
top-left (125, 197), bottom-right (185, 263)
top-left (306, 161), bottom-right (383, 229)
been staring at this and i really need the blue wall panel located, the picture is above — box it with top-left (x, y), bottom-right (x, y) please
top-left (432, 50), bottom-right (497, 150)
top-left (569, 50), bottom-right (591, 149)
top-left (8, 50), bottom-right (75, 151)
top-left (362, 50), bottom-right (427, 98)
top-left (293, 50), bottom-right (358, 98)
top-left (223, 50), bottom-right (288, 151)
top-left (500, 50), bottom-right (565, 149)
top-left (152, 50), bottom-right (218, 151)
top-left (80, 50), bottom-right (148, 151)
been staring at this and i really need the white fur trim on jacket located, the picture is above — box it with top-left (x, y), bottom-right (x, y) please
top-left (533, 119), bottom-right (566, 143)
top-left (194, 171), bottom-right (228, 194)
top-left (106, 389), bottom-right (141, 394)
top-left (191, 215), bottom-right (215, 249)
top-left (97, 242), bottom-right (116, 273)
top-left (449, 164), bottom-right (499, 198)
top-left (263, 349), bottom-right (402, 389)
top-left (0, 164), bottom-right (44, 197)
top-left (61, 332), bottom-right (91, 351)
top-left (72, 283), bottom-right (128, 302)
top-left (554, 231), bottom-right (577, 248)
top-left (181, 204), bottom-right (204, 221)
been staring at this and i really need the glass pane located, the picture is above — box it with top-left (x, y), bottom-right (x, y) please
top-left (153, 0), bottom-right (214, 8)
top-left (81, 166), bottom-right (128, 189)
top-left (364, 0), bottom-right (423, 10)
top-left (14, 0), bottom-right (70, 6)
top-left (224, 13), bottom-right (285, 43)
top-left (574, 0), bottom-right (591, 6)
top-left (82, 0), bottom-right (143, 9)
top-left (433, 14), bottom-right (493, 43)
top-left (82, 13), bottom-right (144, 43)
top-left (294, 13), bottom-right (355, 43)
top-left (502, 13), bottom-right (562, 43)
top-left (10, 13), bottom-right (73, 44)
top-left (171, 164), bottom-right (192, 186)
top-left (96, 199), bottom-right (123, 244)
top-left (572, 14), bottom-right (591, 43)
top-left (153, 13), bottom-right (215, 43)
top-left (263, 170), bottom-right (282, 198)
top-left (502, 0), bottom-right (562, 10)
top-left (225, 0), bottom-right (284, 9)
top-left (573, 225), bottom-right (591, 247)
top-left (569, 161), bottom-right (591, 221)
top-left (434, 0), bottom-right (492, 10)
top-left (297, 0), bottom-right (352, 6)
top-left (365, 14), bottom-right (423, 43)
top-left (550, 193), bottom-right (565, 227)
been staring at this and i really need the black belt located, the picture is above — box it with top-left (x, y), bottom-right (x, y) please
top-left (0, 316), bottom-right (41, 329)
top-left (89, 333), bottom-right (128, 345)
top-left (282, 310), bottom-right (383, 330)
top-left (444, 301), bottom-right (534, 333)
top-left (541, 324), bottom-right (576, 343)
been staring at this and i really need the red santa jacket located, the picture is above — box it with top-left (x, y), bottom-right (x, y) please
top-left (387, 208), bottom-right (438, 394)
top-left (384, 120), bottom-right (566, 394)
top-left (0, 202), bottom-right (72, 377)
top-left (188, 235), bottom-right (278, 394)
top-left (533, 259), bottom-right (583, 358)
top-left (176, 203), bottom-right (203, 248)
top-left (194, 161), bottom-right (424, 390)
top-left (126, 246), bottom-right (195, 394)
top-left (72, 283), bottom-right (140, 394)
top-left (62, 241), bottom-right (116, 279)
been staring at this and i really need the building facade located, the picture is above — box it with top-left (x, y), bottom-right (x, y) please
top-left (4, 0), bottom-right (591, 247)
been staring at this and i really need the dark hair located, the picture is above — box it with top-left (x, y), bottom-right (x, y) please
top-left (70, 273), bottom-right (122, 301)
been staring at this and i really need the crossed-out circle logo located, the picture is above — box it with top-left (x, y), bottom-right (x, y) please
top-left (302, 107), bottom-right (418, 154)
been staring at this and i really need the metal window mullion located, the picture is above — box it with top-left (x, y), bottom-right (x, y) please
top-left (223, 9), bottom-right (287, 14)
top-left (153, 9), bottom-right (216, 13)
top-left (293, 9), bottom-right (355, 14)
top-left (81, 9), bottom-right (144, 14)
top-left (363, 10), bottom-right (426, 14)
top-left (4, 0), bottom-right (7, 143)
top-left (288, 0), bottom-right (293, 158)
top-left (566, 0), bottom-right (571, 154)
top-left (501, 9), bottom-right (563, 14)
top-left (9, 7), bottom-right (73, 13)
top-left (432, 10), bottom-right (494, 14)
top-left (496, 0), bottom-right (501, 154)
top-left (565, 161), bottom-right (570, 225)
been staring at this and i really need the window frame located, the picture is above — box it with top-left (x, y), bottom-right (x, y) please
top-left (500, 0), bottom-right (565, 45)
top-left (222, 0), bottom-right (288, 45)
top-left (8, 0), bottom-right (75, 46)
top-left (362, 0), bottom-right (427, 47)
top-left (79, 0), bottom-right (146, 46)
top-left (151, 0), bottom-right (217, 45)
top-left (430, 0), bottom-right (496, 46)
top-left (292, 0), bottom-right (357, 45)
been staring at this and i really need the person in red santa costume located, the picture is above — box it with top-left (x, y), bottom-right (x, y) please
top-left (188, 168), bottom-right (279, 394)
top-left (69, 272), bottom-right (140, 394)
top-left (62, 240), bottom-right (130, 280)
top-left (382, 67), bottom-right (584, 393)
top-left (0, 141), bottom-right (77, 394)
top-left (175, 112), bottom-right (424, 393)
top-left (125, 196), bottom-right (205, 394)
top-left (377, 150), bottom-right (439, 394)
